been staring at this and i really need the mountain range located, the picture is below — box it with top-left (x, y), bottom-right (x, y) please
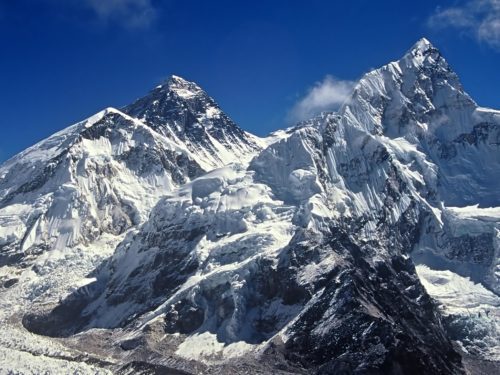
top-left (0, 38), bottom-right (499, 374)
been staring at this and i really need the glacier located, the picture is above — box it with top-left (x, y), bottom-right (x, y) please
top-left (0, 38), bottom-right (499, 374)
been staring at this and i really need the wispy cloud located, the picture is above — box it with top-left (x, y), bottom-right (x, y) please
top-left (288, 75), bottom-right (354, 123)
top-left (427, 0), bottom-right (500, 50)
top-left (82, 0), bottom-right (157, 28)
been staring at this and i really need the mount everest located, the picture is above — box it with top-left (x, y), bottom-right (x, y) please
top-left (1, 38), bottom-right (499, 374)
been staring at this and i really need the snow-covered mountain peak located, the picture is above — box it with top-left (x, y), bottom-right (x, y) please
top-left (123, 75), bottom-right (261, 169)
top-left (1, 39), bottom-right (499, 374)
top-left (407, 37), bottom-right (434, 57)
top-left (335, 39), bottom-right (499, 208)
top-left (161, 74), bottom-right (204, 99)
top-left (400, 37), bottom-right (442, 66)
top-left (125, 74), bottom-right (213, 119)
top-left (343, 37), bottom-right (476, 137)
top-left (411, 37), bottom-right (432, 50)
top-left (169, 74), bottom-right (191, 84)
top-left (400, 37), bottom-right (459, 82)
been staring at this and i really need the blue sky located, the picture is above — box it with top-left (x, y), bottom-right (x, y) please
top-left (1, 0), bottom-right (499, 162)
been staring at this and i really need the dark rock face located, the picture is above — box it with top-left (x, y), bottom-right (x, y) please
top-left (454, 123), bottom-right (499, 147)
top-left (117, 361), bottom-right (193, 375)
top-left (123, 75), bottom-right (259, 165)
top-left (447, 233), bottom-right (494, 265)
top-left (82, 112), bottom-right (206, 185)
top-left (281, 230), bottom-right (463, 375)
top-left (23, 213), bottom-right (464, 374)
top-left (0, 151), bottom-right (64, 207)
top-left (23, 294), bottom-right (92, 338)
top-left (3, 278), bottom-right (19, 288)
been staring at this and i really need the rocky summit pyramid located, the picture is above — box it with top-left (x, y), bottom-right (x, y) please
top-left (1, 39), bottom-right (499, 374)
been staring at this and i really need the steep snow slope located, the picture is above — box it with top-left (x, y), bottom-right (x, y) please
top-left (331, 39), bottom-right (500, 351)
top-left (28, 123), bottom-right (464, 374)
top-left (417, 265), bottom-right (500, 360)
top-left (1, 39), bottom-right (499, 374)
top-left (329, 38), bottom-right (500, 361)
top-left (0, 75), bottom-right (261, 266)
top-left (0, 108), bottom-right (204, 266)
top-left (341, 38), bottom-right (500, 207)
top-left (0, 78), bottom-right (263, 373)
top-left (123, 75), bottom-right (262, 169)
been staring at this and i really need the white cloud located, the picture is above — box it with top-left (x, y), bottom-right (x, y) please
top-left (288, 75), bottom-right (354, 123)
top-left (428, 0), bottom-right (500, 50)
top-left (83, 0), bottom-right (156, 28)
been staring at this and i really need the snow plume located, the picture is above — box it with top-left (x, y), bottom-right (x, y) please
top-left (288, 75), bottom-right (354, 123)
top-left (84, 0), bottom-right (156, 28)
top-left (428, 0), bottom-right (500, 50)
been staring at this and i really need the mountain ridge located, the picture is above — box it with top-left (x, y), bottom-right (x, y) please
top-left (1, 38), bottom-right (499, 374)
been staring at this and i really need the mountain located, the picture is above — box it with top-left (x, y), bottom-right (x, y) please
top-left (1, 39), bottom-right (499, 374)
top-left (0, 80), bottom-right (262, 373)
top-left (343, 38), bottom-right (500, 207)
top-left (0, 78), bottom-right (261, 266)
top-left (123, 75), bottom-right (263, 169)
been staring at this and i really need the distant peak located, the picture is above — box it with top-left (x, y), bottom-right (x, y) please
top-left (397, 37), bottom-right (450, 73)
top-left (407, 37), bottom-right (437, 56)
top-left (414, 37), bottom-right (432, 49)
top-left (152, 75), bottom-right (204, 99)
top-left (168, 74), bottom-right (190, 85)
top-left (123, 74), bottom-right (215, 119)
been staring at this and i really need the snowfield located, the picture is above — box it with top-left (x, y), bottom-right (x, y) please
top-left (0, 39), bottom-right (499, 374)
